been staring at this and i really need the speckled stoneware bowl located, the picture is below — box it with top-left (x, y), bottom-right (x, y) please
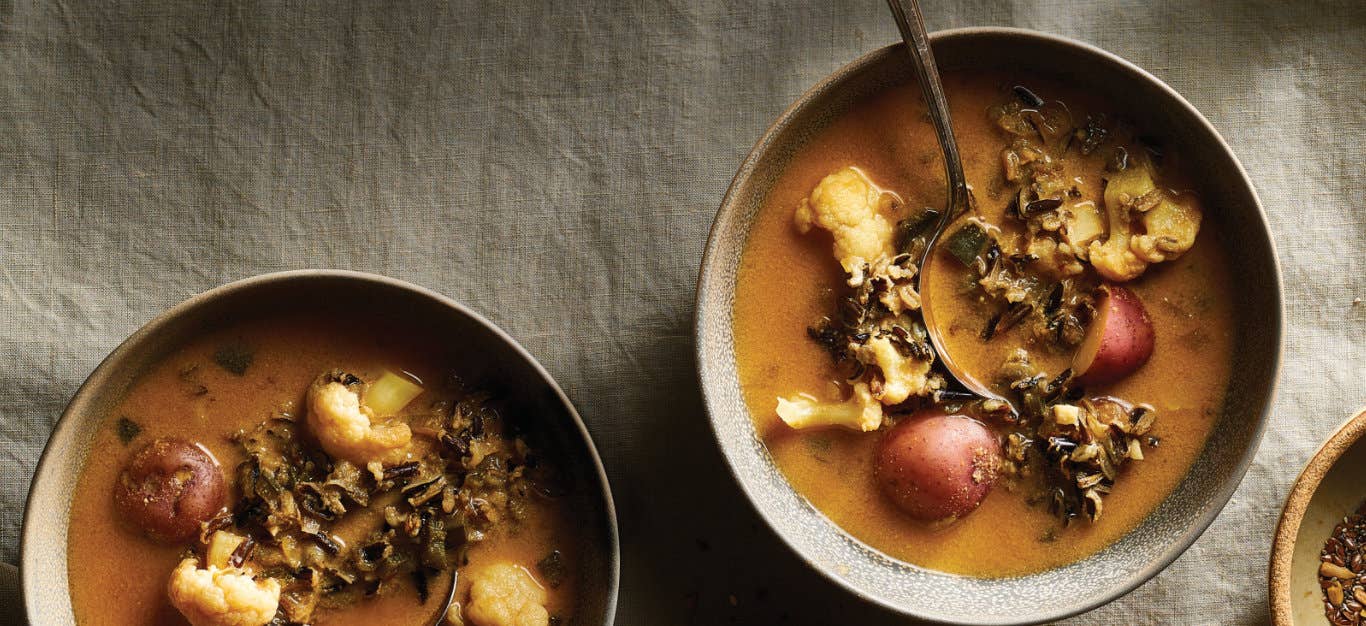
top-left (1271, 408), bottom-right (1366, 626)
top-left (22, 270), bottom-right (619, 625)
top-left (695, 28), bottom-right (1282, 624)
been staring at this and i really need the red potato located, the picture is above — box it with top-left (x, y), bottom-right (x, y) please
top-left (1072, 284), bottom-right (1155, 386)
top-left (874, 411), bottom-right (1002, 523)
top-left (114, 438), bottom-right (225, 543)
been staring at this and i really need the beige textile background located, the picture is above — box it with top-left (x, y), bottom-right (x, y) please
top-left (0, 1), bottom-right (1363, 624)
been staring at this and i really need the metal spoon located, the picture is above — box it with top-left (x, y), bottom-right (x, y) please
top-left (885, 0), bottom-right (1017, 414)
top-left (425, 569), bottom-right (458, 626)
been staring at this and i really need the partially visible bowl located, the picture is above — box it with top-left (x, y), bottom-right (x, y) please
top-left (1271, 408), bottom-right (1366, 626)
top-left (22, 269), bottom-right (619, 625)
top-left (695, 27), bottom-right (1282, 623)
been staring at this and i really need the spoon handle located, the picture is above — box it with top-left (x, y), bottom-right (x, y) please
top-left (885, 0), bottom-right (969, 247)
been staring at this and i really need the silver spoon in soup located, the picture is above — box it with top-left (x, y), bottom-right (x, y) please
top-left (426, 569), bottom-right (459, 626)
top-left (885, 0), bottom-right (1017, 414)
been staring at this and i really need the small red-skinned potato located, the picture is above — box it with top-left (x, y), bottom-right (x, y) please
top-left (114, 437), bottom-right (225, 543)
top-left (874, 411), bottom-right (1002, 523)
top-left (1072, 284), bottom-right (1155, 386)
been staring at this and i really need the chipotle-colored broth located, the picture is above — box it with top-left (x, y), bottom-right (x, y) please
top-left (732, 71), bottom-right (1236, 576)
top-left (67, 312), bottom-right (576, 624)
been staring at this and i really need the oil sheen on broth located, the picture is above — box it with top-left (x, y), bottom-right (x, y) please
top-left (67, 313), bottom-right (577, 625)
top-left (732, 71), bottom-right (1235, 577)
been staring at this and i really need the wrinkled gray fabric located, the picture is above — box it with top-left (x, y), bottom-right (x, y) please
top-left (0, 1), bottom-right (1362, 624)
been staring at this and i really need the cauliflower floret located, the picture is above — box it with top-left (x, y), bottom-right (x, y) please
top-left (1088, 157), bottom-right (1201, 281)
top-left (1089, 161), bottom-right (1154, 282)
top-left (463, 563), bottom-right (550, 626)
top-left (1131, 194), bottom-right (1201, 263)
top-left (306, 370), bottom-right (412, 464)
top-left (167, 558), bottom-right (280, 626)
top-left (794, 166), bottom-right (897, 282)
top-left (856, 335), bottom-right (937, 405)
top-left (775, 382), bottom-right (883, 432)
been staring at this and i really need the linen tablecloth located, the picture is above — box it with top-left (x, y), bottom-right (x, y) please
top-left (1, 1), bottom-right (1362, 623)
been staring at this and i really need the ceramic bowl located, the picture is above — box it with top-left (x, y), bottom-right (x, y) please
top-left (694, 27), bottom-right (1282, 624)
top-left (1271, 408), bottom-right (1366, 625)
top-left (22, 270), bottom-right (619, 625)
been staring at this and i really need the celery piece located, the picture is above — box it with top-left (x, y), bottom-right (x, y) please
top-left (366, 371), bottom-right (424, 416)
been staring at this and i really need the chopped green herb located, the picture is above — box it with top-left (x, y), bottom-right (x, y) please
top-left (536, 549), bottom-right (568, 589)
top-left (213, 341), bottom-right (254, 375)
top-left (116, 417), bottom-right (142, 445)
top-left (804, 435), bottom-right (833, 455)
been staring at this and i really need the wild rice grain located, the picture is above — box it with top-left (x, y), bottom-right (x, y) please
top-left (1321, 501), bottom-right (1366, 623)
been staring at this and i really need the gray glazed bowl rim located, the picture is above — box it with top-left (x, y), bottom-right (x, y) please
top-left (695, 26), bottom-right (1283, 624)
top-left (21, 269), bottom-right (620, 625)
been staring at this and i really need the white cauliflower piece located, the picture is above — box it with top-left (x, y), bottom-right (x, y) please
top-left (306, 370), bottom-right (412, 464)
top-left (775, 382), bottom-right (883, 432)
top-left (1089, 162), bottom-right (1153, 282)
top-left (167, 558), bottom-right (280, 626)
top-left (856, 335), bottom-right (937, 404)
top-left (1089, 156), bottom-right (1201, 281)
top-left (794, 166), bottom-right (897, 281)
top-left (1132, 194), bottom-right (1201, 263)
top-left (204, 530), bottom-right (246, 570)
top-left (464, 563), bottom-right (550, 626)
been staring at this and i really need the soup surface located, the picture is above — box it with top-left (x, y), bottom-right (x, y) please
top-left (732, 71), bottom-right (1236, 576)
top-left (67, 311), bottom-right (577, 625)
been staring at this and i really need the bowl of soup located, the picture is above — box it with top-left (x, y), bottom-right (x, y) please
top-left (23, 270), bottom-right (619, 626)
top-left (695, 27), bottom-right (1281, 623)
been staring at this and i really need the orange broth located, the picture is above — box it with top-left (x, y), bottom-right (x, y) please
top-left (67, 312), bottom-right (576, 624)
top-left (732, 71), bottom-right (1236, 577)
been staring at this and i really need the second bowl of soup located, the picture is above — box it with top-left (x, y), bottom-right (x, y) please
top-left (23, 270), bottom-right (619, 626)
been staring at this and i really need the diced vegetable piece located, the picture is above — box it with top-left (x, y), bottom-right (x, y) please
top-left (212, 341), bottom-right (254, 375)
top-left (366, 371), bottom-right (424, 417)
top-left (205, 530), bottom-right (246, 569)
top-left (943, 221), bottom-right (988, 267)
top-left (1088, 161), bottom-right (1152, 282)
